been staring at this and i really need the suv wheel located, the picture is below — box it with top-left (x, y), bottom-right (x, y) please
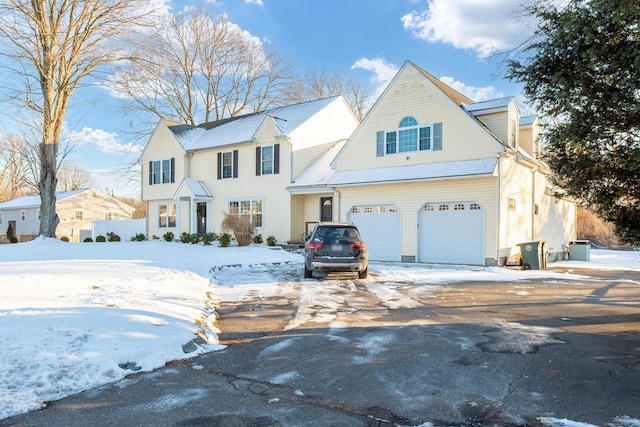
top-left (304, 267), bottom-right (313, 278)
top-left (358, 268), bottom-right (368, 279)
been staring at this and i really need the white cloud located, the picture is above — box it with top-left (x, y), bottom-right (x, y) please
top-left (244, 0), bottom-right (263, 5)
top-left (439, 76), bottom-right (503, 102)
top-left (401, 0), bottom-right (536, 59)
top-left (351, 57), bottom-right (399, 85)
top-left (70, 127), bottom-right (143, 156)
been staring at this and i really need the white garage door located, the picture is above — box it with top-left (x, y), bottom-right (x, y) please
top-left (418, 201), bottom-right (485, 265)
top-left (347, 204), bottom-right (401, 262)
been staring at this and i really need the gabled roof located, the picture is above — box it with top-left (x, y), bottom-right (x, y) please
top-left (287, 140), bottom-right (347, 194)
top-left (0, 189), bottom-right (90, 209)
top-left (167, 96), bottom-right (344, 152)
top-left (174, 179), bottom-right (212, 199)
top-left (413, 62), bottom-right (474, 106)
top-left (464, 96), bottom-right (514, 114)
top-left (519, 115), bottom-right (537, 126)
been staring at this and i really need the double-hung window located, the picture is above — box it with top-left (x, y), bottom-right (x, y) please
top-left (149, 158), bottom-right (175, 185)
top-left (74, 210), bottom-right (83, 220)
top-left (217, 150), bottom-right (238, 179)
top-left (228, 199), bottom-right (263, 228)
top-left (261, 145), bottom-right (274, 175)
top-left (222, 151), bottom-right (233, 179)
top-left (20, 210), bottom-right (26, 221)
top-left (255, 144), bottom-right (279, 176)
top-left (158, 204), bottom-right (176, 228)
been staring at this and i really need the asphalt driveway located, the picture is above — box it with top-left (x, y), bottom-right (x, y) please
top-left (3, 265), bottom-right (640, 427)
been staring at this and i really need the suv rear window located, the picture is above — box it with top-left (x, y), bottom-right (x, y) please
top-left (312, 226), bottom-right (361, 244)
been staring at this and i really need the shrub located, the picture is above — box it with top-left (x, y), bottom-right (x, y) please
top-left (131, 233), bottom-right (147, 242)
top-left (96, 235), bottom-right (106, 242)
top-left (266, 235), bottom-right (277, 246)
top-left (6, 223), bottom-right (17, 244)
top-left (189, 233), bottom-right (201, 244)
top-left (219, 233), bottom-right (232, 247)
top-left (152, 235), bottom-right (160, 240)
top-left (60, 236), bottom-right (69, 242)
top-left (254, 233), bottom-right (263, 244)
top-left (180, 232), bottom-right (191, 243)
top-left (202, 232), bottom-right (217, 246)
top-left (106, 231), bottom-right (121, 242)
top-left (221, 212), bottom-right (254, 246)
top-left (162, 232), bottom-right (174, 242)
top-left (84, 237), bottom-right (94, 242)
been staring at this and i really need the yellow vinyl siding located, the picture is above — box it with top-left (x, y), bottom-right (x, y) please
top-left (141, 123), bottom-right (186, 202)
top-left (336, 177), bottom-right (497, 263)
top-left (335, 65), bottom-right (498, 173)
top-left (292, 141), bottom-right (336, 180)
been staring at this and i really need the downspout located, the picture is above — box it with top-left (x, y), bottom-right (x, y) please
top-left (496, 152), bottom-right (506, 266)
top-left (531, 167), bottom-right (538, 241)
top-left (334, 188), bottom-right (341, 222)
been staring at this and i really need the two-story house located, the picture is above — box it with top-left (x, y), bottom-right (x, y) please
top-left (289, 61), bottom-right (576, 265)
top-left (140, 96), bottom-right (360, 242)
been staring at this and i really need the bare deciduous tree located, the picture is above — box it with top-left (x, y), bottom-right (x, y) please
top-left (0, 0), bottom-right (153, 237)
top-left (109, 8), bottom-right (297, 125)
top-left (0, 135), bottom-right (37, 201)
top-left (57, 164), bottom-right (95, 191)
top-left (302, 67), bottom-right (372, 120)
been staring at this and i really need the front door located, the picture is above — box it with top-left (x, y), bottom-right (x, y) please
top-left (197, 202), bottom-right (207, 235)
top-left (320, 197), bottom-right (333, 222)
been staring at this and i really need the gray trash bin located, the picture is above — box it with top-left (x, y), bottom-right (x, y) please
top-left (517, 241), bottom-right (547, 270)
top-left (569, 240), bottom-right (591, 261)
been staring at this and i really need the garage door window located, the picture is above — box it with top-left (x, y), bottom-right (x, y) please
top-left (439, 204), bottom-right (449, 211)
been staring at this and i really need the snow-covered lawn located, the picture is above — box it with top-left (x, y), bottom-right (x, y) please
top-left (0, 237), bottom-right (638, 422)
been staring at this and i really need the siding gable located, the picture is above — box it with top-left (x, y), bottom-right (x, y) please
top-left (334, 62), bottom-right (501, 174)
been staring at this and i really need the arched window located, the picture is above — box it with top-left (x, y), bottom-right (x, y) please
top-left (399, 116), bottom-right (418, 152)
top-left (399, 116), bottom-right (418, 127)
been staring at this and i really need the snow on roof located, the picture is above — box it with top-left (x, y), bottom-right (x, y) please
top-left (519, 115), bottom-right (537, 126)
top-left (287, 140), bottom-right (347, 193)
top-left (0, 189), bottom-right (90, 210)
top-left (464, 96), bottom-right (514, 113)
top-left (176, 179), bottom-right (212, 198)
top-left (327, 158), bottom-right (498, 187)
top-left (169, 96), bottom-right (342, 152)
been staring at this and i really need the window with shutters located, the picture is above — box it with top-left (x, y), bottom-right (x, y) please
top-left (377, 117), bottom-right (442, 156)
top-left (256, 144), bottom-right (279, 176)
top-left (149, 158), bottom-right (175, 185)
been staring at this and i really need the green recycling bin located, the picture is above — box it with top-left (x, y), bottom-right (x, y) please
top-left (517, 241), bottom-right (547, 270)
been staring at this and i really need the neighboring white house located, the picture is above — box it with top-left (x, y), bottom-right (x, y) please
top-left (0, 189), bottom-right (136, 242)
top-left (142, 61), bottom-right (576, 266)
top-left (140, 95), bottom-right (360, 242)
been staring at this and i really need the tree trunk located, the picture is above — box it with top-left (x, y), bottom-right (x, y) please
top-left (38, 141), bottom-right (59, 237)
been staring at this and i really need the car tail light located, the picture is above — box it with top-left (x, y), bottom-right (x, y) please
top-left (306, 242), bottom-right (323, 249)
top-left (351, 243), bottom-right (366, 250)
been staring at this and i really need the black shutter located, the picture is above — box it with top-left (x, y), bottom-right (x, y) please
top-left (148, 161), bottom-right (153, 185)
top-left (376, 131), bottom-right (385, 157)
top-left (217, 152), bottom-right (222, 180)
top-left (255, 146), bottom-right (261, 176)
top-left (170, 157), bottom-right (175, 183)
top-left (233, 150), bottom-right (238, 178)
top-left (274, 144), bottom-right (280, 174)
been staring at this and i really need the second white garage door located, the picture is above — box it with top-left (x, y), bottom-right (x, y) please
top-left (347, 204), bottom-right (401, 262)
top-left (418, 201), bottom-right (485, 265)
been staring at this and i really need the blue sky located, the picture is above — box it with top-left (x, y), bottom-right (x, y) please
top-left (2, 0), bottom-right (539, 197)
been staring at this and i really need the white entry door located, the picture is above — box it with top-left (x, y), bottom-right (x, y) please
top-left (418, 201), bottom-right (485, 265)
top-left (347, 204), bottom-right (401, 262)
